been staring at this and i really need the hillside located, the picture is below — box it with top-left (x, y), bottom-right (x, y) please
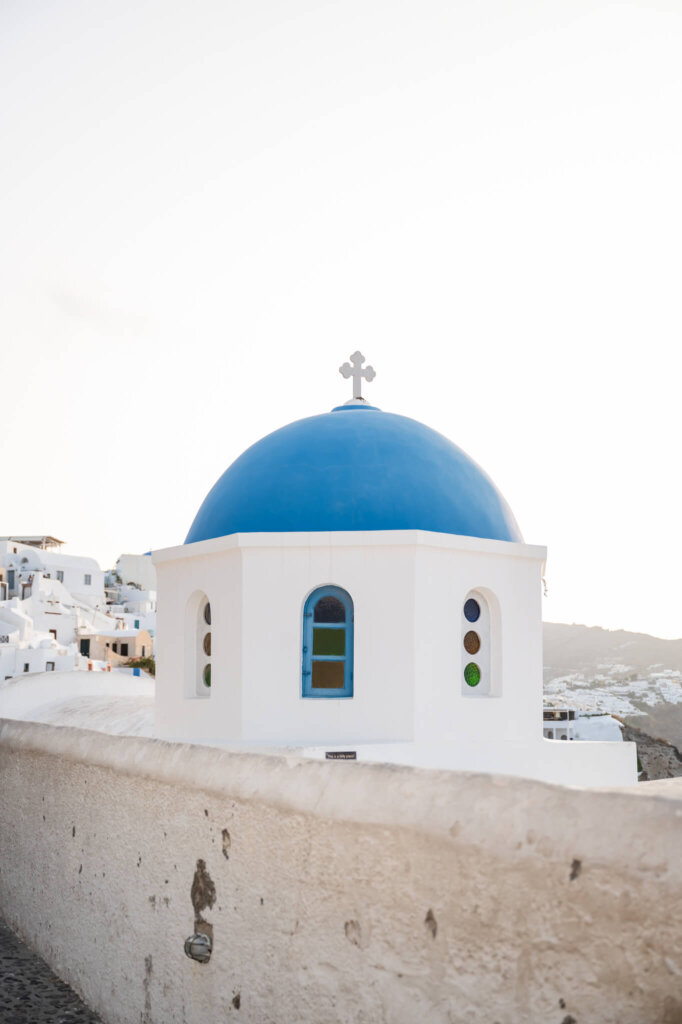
top-left (543, 622), bottom-right (682, 749)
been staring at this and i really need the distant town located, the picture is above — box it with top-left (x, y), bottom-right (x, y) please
top-left (0, 535), bottom-right (155, 681)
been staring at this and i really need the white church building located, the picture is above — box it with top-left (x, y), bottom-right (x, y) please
top-left (154, 354), bottom-right (635, 787)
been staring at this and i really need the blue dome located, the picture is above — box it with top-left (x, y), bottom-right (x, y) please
top-left (185, 405), bottom-right (522, 545)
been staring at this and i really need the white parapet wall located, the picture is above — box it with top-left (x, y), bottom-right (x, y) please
top-left (0, 718), bottom-right (681, 1024)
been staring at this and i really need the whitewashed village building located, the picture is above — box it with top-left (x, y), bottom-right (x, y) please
top-left (154, 355), bottom-right (636, 787)
top-left (112, 552), bottom-right (158, 594)
top-left (0, 536), bottom-right (156, 680)
top-left (105, 553), bottom-right (158, 638)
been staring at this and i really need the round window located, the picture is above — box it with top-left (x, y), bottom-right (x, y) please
top-left (463, 630), bottom-right (480, 655)
top-left (203, 603), bottom-right (211, 626)
top-left (463, 598), bottom-right (480, 623)
top-left (203, 664), bottom-right (211, 688)
top-left (464, 662), bottom-right (481, 687)
top-left (203, 632), bottom-right (211, 657)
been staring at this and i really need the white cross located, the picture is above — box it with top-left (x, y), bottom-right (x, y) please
top-left (339, 351), bottom-right (376, 400)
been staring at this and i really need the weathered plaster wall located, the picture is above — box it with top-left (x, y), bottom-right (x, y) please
top-left (0, 719), bottom-right (680, 1024)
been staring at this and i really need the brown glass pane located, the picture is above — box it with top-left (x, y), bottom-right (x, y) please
top-left (203, 632), bottom-right (212, 656)
top-left (204, 602), bottom-right (211, 626)
top-left (463, 630), bottom-right (480, 655)
top-left (314, 596), bottom-right (345, 623)
top-left (313, 628), bottom-right (345, 656)
top-left (312, 660), bottom-right (345, 688)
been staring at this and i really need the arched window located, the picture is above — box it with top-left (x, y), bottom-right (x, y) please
top-left (461, 590), bottom-right (491, 697)
top-left (302, 586), bottom-right (354, 698)
top-left (199, 597), bottom-right (212, 694)
top-left (185, 591), bottom-right (212, 698)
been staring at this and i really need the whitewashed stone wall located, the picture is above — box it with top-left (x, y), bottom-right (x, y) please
top-left (0, 719), bottom-right (680, 1024)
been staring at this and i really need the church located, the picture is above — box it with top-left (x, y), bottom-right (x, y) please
top-left (153, 353), bottom-right (635, 787)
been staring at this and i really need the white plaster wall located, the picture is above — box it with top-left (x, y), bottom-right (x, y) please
top-left (0, 720), bottom-right (680, 1024)
top-left (116, 554), bottom-right (157, 592)
top-left (155, 532), bottom-right (419, 745)
top-left (0, 601), bottom-right (33, 640)
top-left (239, 534), bottom-right (415, 744)
top-left (154, 544), bottom-right (242, 741)
top-left (0, 671), bottom-right (153, 719)
top-left (0, 644), bottom-right (73, 679)
top-left (27, 598), bottom-right (78, 645)
top-left (410, 539), bottom-right (635, 784)
top-left (4, 547), bottom-right (107, 607)
top-left (413, 538), bottom-right (543, 743)
top-left (0, 645), bottom-right (19, 679)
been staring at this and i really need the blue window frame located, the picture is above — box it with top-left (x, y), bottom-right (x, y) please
top-left (302, 586), bottom-right (354, 698)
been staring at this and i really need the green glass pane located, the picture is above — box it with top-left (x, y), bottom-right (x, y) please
top-left (313, 628), bottom-right (345, 656)
top-left (312, 661), bottom-right (345, 688)
top-left (464, 662), bottom-right (481, 687)
top-left (203, 664), bottom-right (211, 688)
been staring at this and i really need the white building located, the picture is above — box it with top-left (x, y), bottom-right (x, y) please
top-left (105, 585), bottom-right (157, 637)
top-left (153, 355), bottom-right (636, 787)
top-left (112, 552), bottom-right (157, 593)
top-left (0, 537), bottom-right (105, 611)
top-left (0, 538), bottom-right (152, 679)
top-left (543, 707), bottom-right (576, 740)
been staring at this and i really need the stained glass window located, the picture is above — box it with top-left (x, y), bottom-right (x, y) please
top-left (462, 592), bottom-right (492, 696)
top-left (463, 630), bottom-right (480, 655)
top-left (463, 598), bottom-right (480, 623)
top-left (302, 586), bottom-right (353, 698)
top-left (197, 597), bottom-right (212, 695)
top-left (464, 662), bottom-right (481, 687)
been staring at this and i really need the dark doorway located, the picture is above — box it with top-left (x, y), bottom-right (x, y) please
top-left (79, 639), bottom-right (90, 657)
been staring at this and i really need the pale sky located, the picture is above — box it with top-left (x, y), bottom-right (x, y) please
top-left (1, 0), bottom-right (681, 637)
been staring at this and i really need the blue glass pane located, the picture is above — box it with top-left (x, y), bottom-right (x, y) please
top-left (314, 596), bottom-right (345, 623)
top-left (464, 598), bottom-right (480, 623)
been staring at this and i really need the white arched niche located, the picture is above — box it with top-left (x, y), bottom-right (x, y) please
top-left (461, 587), bottom-right (501, 698)
top-left (184, 590), bottom-right (212, 699)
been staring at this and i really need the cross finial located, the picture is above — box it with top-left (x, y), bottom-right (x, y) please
top-left (339, 351), bottom-right (376, 401)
